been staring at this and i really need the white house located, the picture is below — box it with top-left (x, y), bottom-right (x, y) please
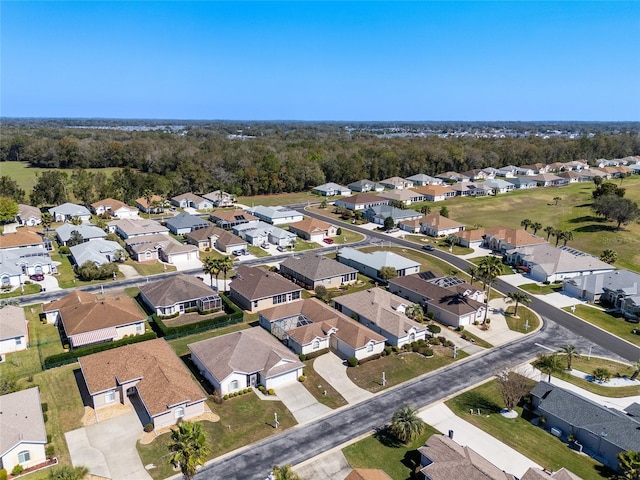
top-left (0, 305), bottom-right (28, 355)
top-left (16, 204), bottom-right (41, 226)
top-left (313, 182), bottom-right (351, 196)
top-left (48, 202), bottom-right (91, 223)
top-left (250, 206), bottom-right (304, 225)
top-left (337, 247), bottom-right (421, 282)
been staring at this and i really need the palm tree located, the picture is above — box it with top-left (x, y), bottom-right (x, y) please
top-left (531, 222), bottom-right (542, 235)
top-left (420, 205), bottom-right (431, 215)
top-left (389, 406), bottom-right (425, 444)
top-left (218, 255), bottom-right (234, 292)
top-left (532, 353), bottom-right (561, 382)
top-left (168, 421), bottom-right (210, 480)
top-left (143, 188), bottom-right (154, 219)
top-left (478, 256), bottom-right (503, 324)
top-left (561, 230), bottom-right (573, 246)
top-left (271, 464), bottom-right (302, 480)
top-left (520, 219), bottom-right (532, 231)
top-left (41, 212), bottom-right (52, 233)
top-left (553, 196), bottom-right (561, 206)
top-left (600, 249), bottom-right (618, 264)
top-left (466, 266), bottom-right (479, 286)
top-left (202, 256), bottom-right (221, 288)
top-left (506, 291), bottom-right (531, 317)
top-left (558, 343), bottom-right (580, 371)
top-left (543, 225), bottom-right (555, 241)
top-left (554, 229), bottom-right (564, 247)
top-left (405, 304), bottom-right (424, 323)
top-left (617, 450), bottom-right (640, 479)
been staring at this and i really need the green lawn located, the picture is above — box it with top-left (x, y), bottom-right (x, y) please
top-left (247, 245), bottom-right (271, 258)
top-left (565, 304), bottom-right (640, 347)
top-left (468, 256), bottom-right (514, 275)
top-left (445, 380), bottom-right (611, 480)
top-left (504, 306), bottom-right (540, 333)
top-left (238, 191), bottom-right (320, 207)
top-left (403, 234), bottom-right (474, 255)
top-left (550, 356), bottom-right (639, 398)
top-left (343, 425), bottom-right (441, 480)
top-left (138, 394), bottom-right (297, 480)
top-left (358, 246), bottom-right (466, 279)
top-left (126, 260), bottom-right (177, 276)
top-left (518, 283), bottom-right (564, 295)
top-left (459, 330), bottom-right (493, 348)
top-left (332, 228), bottom-right (366, 245)
top-left (167, 322), bottom-right (251, 357)
top-left (51, 247), bottom-right (126, 288)
top-left (0, 282), bottom-right (42, 299)
top-left (199, 249), bottom-right (226, 260)
top-left (293, 240), bottom-right (317, 252)
top-left (302, 359), bottom-right (348, 409)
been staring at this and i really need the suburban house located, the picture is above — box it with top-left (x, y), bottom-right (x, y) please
top-left (233, 221), bottom-right (297, 247)
top-left (497, 165), bottom-right (518, 178)
top-left (521, 468), bottom-right (583, 480)
top-left (125, 234), bottom-right (199, 263)
top-left (170, 192), bottom-right (214, 211)
top-left (55, 223), bottom-right (107, 246)
top-left (48, 202), bottom-right (91, 223)
top-left (0, 305), bottom-right (28, 355)
top-left (558, 171), bottom-right (587, 183)
top-left (189, 327), bottom-right (304, 395)
top-left (250, 205), bottom-right (304, 225)
top-left (482, 167), bottom-right (503, 177)
top-left (563, 270), bottom-right (640, 319)
top-left (530, 381), bottom-right (640, 471)
top-left (362, 205), bottom-right (422, 225)
top-left (389, 273), bottom-right (485, 327)
top-left (139, 274), bottom-right (221, 317)
top-left (461, 169), bottom-right (492, 181)
top-left (0, 228), bottom-right (46, 251)
top-left (379, 176), bottom-right (414, 190)
top-left (258, 298), bottom-right (386, 360)
top-left (16, 204), bottom-right (41, 226)
top-left (279, 253), bottom-right (358, 290)
top-left (482, 178), bottom-right (515, 194)
top-left (209, 209), bottom-right (259, 229)
top-left (405, 174), bottom-right (443, 186)
top-left (90, 198), bottom-right (139, 219)
top-left (202, 190), bottom-right (235, 208)
top-left (453, 229), bottom-right (486, 249)
top-left (436, 171), bottom-right (470, 183)
top-left (334, 193), bottom-right (390, 211)
top-left (347, 180), bottom-right (385, 193)
top-left (230, 265), bottom-right (302, 312)
top-left (414, 185), bottom-right (456, 202)
top-left (313, 182), bottom-right (352, 196)
top-left (135, 195), bottom-right (164, 214)
top-left (70, 239), bottom-right (124, 266)
top-left (418, 214), bottom-right (466, 237)
top-left (0, 247), bottom-right (53, 284)
top-left (506, 244), bottom-right (615, 283)
top-left (515, 166), bottom-right (536, 176)
top-left (185, 225), bottom-right (247, 253)
top-left (164, 213), bottom-right (211, 235)
top-left (529, 173), bottom-right (568, 187)
top-left (418, 435), bottom-right (516, 480)
top-left (482, 226), bottom-right (547, 252)
top-left (78, 339), bottom-right (206, 429)
top-left (506, 177), bottom-right (538, 189)
top-left (378, 189), bottom-right (426, 205)
top-left (42, 290), bottom-right (146, 349)
top-left (108, 218), bottom-right (169, 239)
top-left (337, 247), bottom-right (421, 282)
top-left (448, 182), bottom-right (493, 197)
top-left (289, 217), bottom-right (337, 242)
top-left (0, 387), bottom-right (47, 473)
top-left (333, 287), bottom-right (427, 347)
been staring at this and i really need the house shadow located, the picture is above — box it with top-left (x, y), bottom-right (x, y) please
top-left (461, 391), bottom-right (502, 414)
top-left (180, 354), bottom-right (216, 395)
top-left (73, 368), bottom-right (93, 408)
top-left (401, 449), bottom-right (422, 479)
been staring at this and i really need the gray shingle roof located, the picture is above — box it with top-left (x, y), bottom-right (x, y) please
top-left (0, 387), bottom-right (47, 456)
top-left (0, 305), bottom-right (27, 341)
top-left (140, 274), bottom-right (219, 308)
top-left (231, 266), bottom-right (301, 301)
top-left (165, 212), bottom-right (211, 231)
top-left (56, 223), bottom-right (107, 243)
top-left (280, 253), bottom-right (357, 281)
top-left (70, 239), bottom-right (122, 266)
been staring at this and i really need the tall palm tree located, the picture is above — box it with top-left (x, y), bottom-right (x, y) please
top-left (466, 266), bottom-right (479, 286)
top-left (272, 464), bottom-right (302, 480)
top-left (531, 222), bottom-right (542, 235)
top-left (520, 219), bottom-right (532, 231)
top-left (617, 450), bottom-right (640, 480)
top-left (202, 256), bottom-right (221, 288)
top-left (478, 256), bottom-right (503, 324)
top-left (561, 230), bottom-right (573, 246)
top-left (554, 229), bottom-right (564, 247)
top-left (218, 255), bottom-right (234, 292)
top-left (405, 304), bottom-right (424, 323)
top-left (420, 205), bottom-right (431, 215)
top-left (143, 189), bottom-right (154, 219)
top-left (168, 421), bottom-right (210, 480)
top-left (506, 291), bottom-right (531, 317)
top-left (559, 343), bottom-right (580, 371)
top-left (553, 196), bottom-right (561, 206)
top-left (532, 353), bottom-right (561, 382)
top-left (600, 249), bottom-right (618, 264)
top-left (543, 225), bottom-right (555, 241)
top-left (389, 406), bottom-right (425, 444)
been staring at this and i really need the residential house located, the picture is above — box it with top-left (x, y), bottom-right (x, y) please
top-left (0, 228), bottom-right (45, 251)
top-left (579, 169), bottom-right (609, 181)
top-left (362, 205), bottom-right (422, 225)
top-left (448, 182), bottom-right (493, 197)
top-left (389, 273), bottom-right (485, 327)
top-left (185, 226), bottom-right (247, 254)
top-left (289, 217), bottom-right (337, 242)
top-left (483, 178), bottom-right (515, 194)
top-left (482, 167), bottom-right (503, 177)
top-left (522, 163), bottom-right (550, 174)
top-left (125, 234), bottom-right (199, 263)
top-left (453, 229), bottom-right (486, 249)
top-left (347, 180), bottom-right (385, 193)
top-left (547, 162), bottom-right (567, 172)
top-left (90, 198), bottom-right (139, 219)
top-left (482, 226), bottom-right (547, 252)
top-left (379, 177), bottom-right (414, 190)
top-left (496, 165), bottom-right (518, 178)
top-left (529, 173), bottom-right (568, 187)
top-left (600, 166), bottom-right (630, 178)
top-left (250, 205), bottom-right (304, 225)
top-left (0, 305), bottom-right (28, 355)
top-left (521, 467), bottom-right (583, 480)
top-left (515, 166), bottom-right (536, 176)
top-left (259, 298), bottom-right (386, 360)
top-left (229, 265), bottom-right (302, 312)
top-left (70, 239), bottom-right (124, 267)
top-left (233, 221), bottom-right (297, 247)
top-left (334, 193), bottom-right (390, 211)
top-left (0, 247), bottom-right (53, 284)
top-left (55, 223), bottom-right (107, 246)
top-left (170, 193), bottom-right (214, 211)
top-left (530, 381), bottom-right (640, 471)
top-left (279, 253), bottom-right (358, 290)
top-left (405, 174), bottom-right (443, 186)
top-left (135, 194), bottom-right (164, 214)
top-left (0, 388), bottom-right (47, 473)
top-left (165, 213), bottom-right (211, 235)
top-left (202, 190), bottom-right (235, 208)
top-left (557, 171), bottom-right (586, 183)
top-left (78, 339), bottom-right (206, 429)
top-left (139, 274), bottom-right (221, 317)
top-left (16, 204), bottom-right (41, 226)
top-left (337, 247), bottom-right (420, 282)
top-left (108, 218), bottom-right (169, 239)
top-left (378, 189), bottom-right (426, 206)
top-left (506, 177), bottom-right (538, 189)
top-left (436, 172), bottom-right (470, 183)
top-left (505, 244), bottom-right (614, 283)
top-left (313, 182), bottom-right (352, 196)
top-left (43, 290), bottom-right (146, 349)
top-left (333, 287), bottom-right (427, 347)
top-left (48, 202), bottom-right (91, 223)
top-left (563, 270), bottom-right (640, 319)
top-left (419, 214), bottom-right (466, 237)
top-left (189, 327), bottom-right (304, 395)
top-left (564, 160), bottom-right (590, 171)
top-left (209, 209), bottom-right (259, 229)
top-left (461, 169), bottom-right (492, 181)
top-left (414, 185), bottom-right (456, 202)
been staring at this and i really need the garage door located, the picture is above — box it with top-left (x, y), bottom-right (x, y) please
top-left (268, 370), bottom-right (299, 388)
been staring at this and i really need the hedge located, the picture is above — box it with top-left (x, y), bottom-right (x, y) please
top-left (43, 331), bottom-right (158, 369)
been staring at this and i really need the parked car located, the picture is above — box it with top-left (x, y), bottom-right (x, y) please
top-left (276, 245), bottom-right (287, 252)
top-left (29, 273), bottom-right (45, 281)
top-left (422, 245), bottom-right (435, 252)
top-left (323, 238), bottom-right (334, 244)
top-left (260, 243), bottom-right (270, 249)
top-left (242, 248), bottom-right (250, 255)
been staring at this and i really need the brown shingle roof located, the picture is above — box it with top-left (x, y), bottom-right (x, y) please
top-left (345, 469), bottom-right (392, 480)
top-left (231, 266), bottom-right (302, 302)
top-left (91, 198), bottom-right (127, 210)
top-left (280, 253), bottom-right (357, 281)
top-left (0, 387), bottom-right (47, 456)
top-left (0, 227), bottom-right (43, 249)
top-left (79, 338), bottom-right (205, 417)
top-left (338, 193), bottom-right (386, 206)
top-left (288, 217), bottom-right (332, 235)
top-left (414, 185), bottom-right (455, 196)
top-left (135, 195), bottom-right (163, 209)
top-left (484, 226), bottom-right (547, 247)
top-left (210, 209), bottom-right (258, 222)
top-left (140, 274), bottom-right (218, 308)
top-left (456, 229), bottom-right (485, 242)
top-left (421, 213), bottom-right (466, 230)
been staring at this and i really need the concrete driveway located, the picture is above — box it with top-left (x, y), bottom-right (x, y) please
top-left (313, 352), bottom-right (373, 404)
top-left (275, 381), bottom-right (332, 424)
top-left (294, 449), bottom-right (352, 480)
top-left (67, 410), bottom-right (150, 480)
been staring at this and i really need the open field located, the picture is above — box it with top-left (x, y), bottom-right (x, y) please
top-left (565, 304), bottom-right (640, 347)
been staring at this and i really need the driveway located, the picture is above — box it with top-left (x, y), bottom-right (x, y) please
top-left (118, 264), bottom-right (141, 279)
top-left (172, 257), bottom-right (203, 271)
top-left (294, 449), bottom-right (352, 480)
top-left (275, 381), bottom-right (332, 424)
top-left (34, 273), bottom-right (61, 293)
top-left (67, 410), bottom-right (151, 480)
top-left (313, 352), bottom-right (373, 404)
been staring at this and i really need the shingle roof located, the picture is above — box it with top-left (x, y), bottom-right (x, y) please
top-left (135, 195), bottom-right (163, 209)
top-left (171, 192), bottom-right (207, 204)
top-left (79, 339), bottom-right (206, 417)
top-left (165, 212), bottom-right (211, 230)
top-left (338, 247), bottom-right (420, 272)
top-left (231, 266), bottom-right (302, 301)
top-left (414, 185), bottom-right (455, 196)
top-left (17, 204), bottom-right (41, 220)
top-left (288, 217), bottom-right (333, 235)
top-left (140, 274), bottom-right (219, 308)
top-left (421, 214), bottom-right (465, 231)
top-left (336, 193), bottom-right (387, 206)
top-left (70, 239), bottom-right (122, 266)
top-left (378, 189), bottom-right (423, 202)
top-left (55, 223), bottom-right (107, 243)
top-left (49, 202), bottom-right (91, 217)
top-left (280, 253), bottom-right (357, 281)
top-left (509, 244), bottom-right (613, 276)
top-left (91, 198), bottom-right (127, 210)
top-left (563, 269), bottom-right (640, 297)
top-left (344, 469), bottom-right (392, 480)
top-left (186, 226), bottom-right (246, 248)
top-left (0, 227), bottom-right (43, 249)
top-left (484, 226), bottom-right (547, 248)
top-left (0, 387), bottom-right (47, 457)
top-left (109, 218), bottom-right (169, 236)
top-left (209, 209), bottom-right (258, 223)
top-left (364, 204), bottom-right (422, 221)
top-left (0, 305), bottom-right (27, 340)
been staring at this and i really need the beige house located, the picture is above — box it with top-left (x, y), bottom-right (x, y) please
top-left (185, 225), bottom-right (247, 254)
top-left (0, 305), bottom-right (28, 355)
top-left (230, 266), bottom-right (302, 312)
top-left (418, 214), bottom-right (466, 237)
top-left (78, 339), bottom-right (206, 429)
top-left (139, 274), bottom-right (222, 317)
top-left (108, 218), bottom-right (169, 239)
top-left (288, 217), bottom-right (337, 242)
top-left (414, 185), bottom-right (456, 202)
top-left (16, 204), bottom-right (41, 226)
top-left (209, 209), bottom-right (259, 229)
top-left (482, 226), bottom-right (547, 252)
top-left (378, 189), bottom-right (426, 205)
top-left (125, 233), bottom-right (199, 263)
top-left (135, 195), bottom-right (164, 214)
top-left (279, 253), bottom-right (358, 290)
top-left (91, 198), bottom-right (139, 219)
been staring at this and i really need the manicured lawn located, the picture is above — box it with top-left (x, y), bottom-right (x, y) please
top-left (302, 359), bottom-right (348, 409)
top-left (343, 425), bottom-right (441, 480)
top-left (445, 379), bottom-right (610, 480)
top-left (124, 286), bottom-right (140, 297)
top-left (504, 306), bottom-right (540, 334)
top-left (0, 282), bottom-right (42, 299)
top-left (293, 240), bottom-right (317, 252)
top-left (238, 191), bottom-right (320, 207)
top-left (247, 245), bottom-right (271, 257)
top-left (565, 305), bottom-right (640, 347)
top-left (358, 246), bottom-right (466, 279)
top-left (126, 260), bottom-right (177, 276)
top-left (332, 228), bottom-right (365, 245)
top-left (518, 283), bottom-right (564, 295)
top-left (138, 394), bottom-right (297, 480)
top-left (51, 247), bottom-right (126, 288)
top-left (167, 321), bottom-right (251, 356)
top-left (347, 347), bottom-right (468, 393)
top-left (403, 234), bottom-right (474, 255)
top-left (199, 248), bottom-right (225, 260)
top-left (459, 330), bottom-right (493, 348)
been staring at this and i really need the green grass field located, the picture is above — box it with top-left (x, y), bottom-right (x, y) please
top-left (237, 191), bottom-right (321, 207)
top-left (550, 356), bottom-right (639, 398)
top-left (504, 306), bottom-right (540, 333)
top-left (565, 304), bottom-right (640, 347)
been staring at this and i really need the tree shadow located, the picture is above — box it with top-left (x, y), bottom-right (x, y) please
top-left (575, 203), bottom-right (594, 208)
top-left (373, 427), bottom-right (403, 449)
top-left (568, 215), bottom-right (605, 224)
top-left (401, 449), bottom-right (422, 479)
top-left (573, 224), bottom-right (617, 233)
top-left (458, 391), bottom-right (502, 414)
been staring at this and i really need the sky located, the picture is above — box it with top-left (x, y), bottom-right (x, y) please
top-left (1, 1), bottom-right (639, 121)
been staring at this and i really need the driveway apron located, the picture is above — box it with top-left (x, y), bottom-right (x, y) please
top-left (275, 381), bottom-right (332, 424)
top-left (313, 352), bottom-right (373, 404)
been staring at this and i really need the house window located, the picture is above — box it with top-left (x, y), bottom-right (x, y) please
top-left (16, 337), bottom-right (22, 345)
top-left (136, 323), bottom-right (143, 333)
top-left (273, 294), bottom-right (287, 305)
top-left (17, 450), bottom-right (31, 463)
top-left (291, 291), bottom-right (301, 300)
top-left (145, 251), bottom-right (152, 260)
top-left (105, 391), bottom-right (115, 403)
top-left (367, 343), bottom-right (374, 352)
top-left (175, 407), bottom-right (185, 419)
top-left (312, 340), bottom-right (320, 350)
top-left (230, 380), bottom-right (239, 391)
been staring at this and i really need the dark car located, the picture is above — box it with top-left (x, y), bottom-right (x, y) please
top-left (422, 245), bottom-right (435, 252)
top-left (29, 273), bottom-right (45, 281)
top-left (277, 245), bottom-right (287, 252)
top-left (323, 238), bottom-right (334, 244)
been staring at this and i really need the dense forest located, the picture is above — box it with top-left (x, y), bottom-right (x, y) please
top-left (1, 121), bottom-right (639, 204)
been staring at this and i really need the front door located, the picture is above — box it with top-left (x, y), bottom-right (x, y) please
top-left (249, 374), bottom-right (258, 387)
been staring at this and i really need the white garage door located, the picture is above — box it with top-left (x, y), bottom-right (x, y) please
top-left (268, 370), bottom-right (299, 388)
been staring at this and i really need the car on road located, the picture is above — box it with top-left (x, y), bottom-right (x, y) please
top-left (422, 245), bottom-right (435, 252)
top-left (29, 273), bottom-right (45, 281)
top-left (323, 238), bottom-right (334, 244)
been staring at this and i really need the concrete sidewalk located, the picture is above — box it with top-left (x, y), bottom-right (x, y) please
top-left (275, 381), bottom-right (332, 424)
top-left (313, 352), bottom-right (373, 404)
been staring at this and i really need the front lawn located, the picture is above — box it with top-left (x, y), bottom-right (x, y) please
top-left (126, 260), bottom-right (177, 276)
top-left (459, 330), bottom-right (493, 348)
top-left (247, 245), bottom-right (271, 257)
top-left (550, 356), bottom-right (639, 398)
top-left (332, 228), bottom-right (365, 245)
top-left (302, 359), bottom-right (348, 409)
top-left (0, 282), bottom-right (42, 299)
top-left (293, 240), bottom-right (317, 252)
top-left (504, 306), bottom-right (540, 333)
top-left (468, 256), bottom-right (514, 275)
top-left (518, 283), bottom-right (564, 295)
top-left (565, 304), bottom-right (640, 347)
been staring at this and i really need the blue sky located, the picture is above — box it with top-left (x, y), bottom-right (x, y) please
top-left (2, 1), bottom-right (639, 121)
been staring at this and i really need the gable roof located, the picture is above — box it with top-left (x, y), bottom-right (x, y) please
top-left (0, 387), bottom-right (47, 457)
top-left (564, 269), bottom-right (640, 297)
top-left (171, 192), bottom-right (208, 204)
top-left (414, 185), bottom-right (455, 196)
top-left (337, 193), bottom-right (388, 206)
top-left (17, 204), bottom-right (41, 220)
top-left (338, 247), bottom-right (420, 272)
top-left (79, 338), bottom-right (206, 417)
top-left (521, 468), bottom-right (583, 480)
top-left (250, 205), bottom-right (301, 220)
top-left (509, 244), bottom-right (613, 276)
top-left (140, 274), bottom-right (219, 308)
top-left (280, 253), bottom-right (357, 281)
top-left (421, 214), bottom-right (466, 231)
top-left (49, 202), bottom-right (91, 217)
top-left (209, 209), bottom-right (258, 223)
top-left (109, 218), bottom-right (169, 236)
top-left (231, 266), bottom-right (302, 301)
top-left (70, 239), bottom-right (122, 266)
top-left (185, 225), bottom-right (246, 247)
top-left (55, 223), bottom-right (107, 242)
top-left (0, 227), bottom-right (43, 249)
top-left (288, 217), bottom-right (333, 235)
top-left (484, 226), bottom-right (547, 248)
top-left (165, 212), bottom-right (211, 230)
top-left (91, 198), bottom-right (127, 210)
top-left (0, 305), bottom-right (27, 340)
top-left (135, 194), bottom-right (163, 209)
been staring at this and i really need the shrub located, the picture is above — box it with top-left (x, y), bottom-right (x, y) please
top-left (258, 385), bottom-right (266, 393)
top-left (223, 394), bottom-right (229, 400)
top-left (298, 375), bottom-right (306, 382)
top-left (392, 346), bottom-right (400, 353)
top-left (336, 227), bottom-right (342, 235)
top-left (347, 356), bottom-right (358, 367)
top-left (267, 388), bottom-right (275, 396)
top-left (245, 388), bottom-right (252, 394)
top-left (592, 368), bottom-right (611, 382)
top-left (426, 312), bottom-right (435, 320)
top-left (422, 348), bottom-right (434, 357)
top-left (58, 246), bottom-right (71, 255)
top-left (212, 392), bottom-right (224, 404)
top-left (384, 346), bottom-right (392, 356)
top-left (43, 413), bottom-right (48, 422)
top-left (298, 353), bottom-right (307, 361)
top-left (144, 423), bottom-right (154, 433)
top-left (0, 468), bottom-right (6, 480)
top-left (427, 324), bottom-right (441, 334)
top-left (11, 464), bottom-right (24, 476)
top-left (485, 318), bottom-right (491, 324)
top-left (457, 326), bottom-right (464, 332)
top-left (41, 402), bottom-right (48, 412)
